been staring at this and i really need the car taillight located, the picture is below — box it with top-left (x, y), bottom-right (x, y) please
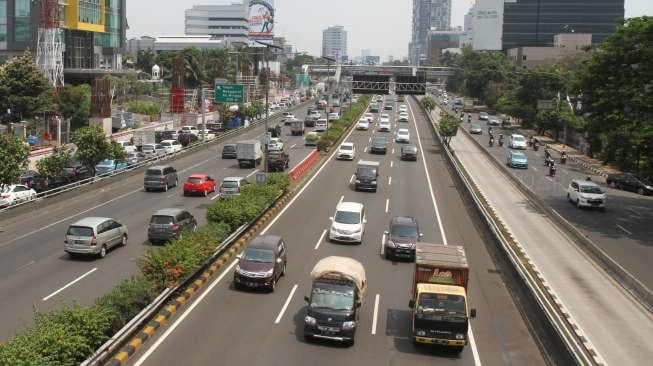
top-left (172, 224), bottom-right (180, 231)
top-left (90, 235), bottom-right (97, 245)
top-left (236, 187), bottom-right (240, 193)
top-left (0, 194), bottom-right (9, 198)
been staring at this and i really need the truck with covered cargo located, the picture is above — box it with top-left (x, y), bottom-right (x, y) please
top-left (236, 140), bottom-right (263, 168)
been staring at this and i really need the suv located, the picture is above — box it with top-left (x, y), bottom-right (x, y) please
top-left (144, 166), bottom-right (178, 192)
top-left (384, 216), bottom-right (422, 260)
top-left (222, 144), bottom-right (237, 159)
top-left (567, 180), bottom-right (607, 210)
top-left (65, 217), bottom-right (128, 258)
top-left (234, 235), bottom-right (287, 291)
top-left (219, 177), bottom-right (249, 197)
top-left (147, 209), bottom-right (197, 244)
top-left (400, 144), bottom-right (418, 161)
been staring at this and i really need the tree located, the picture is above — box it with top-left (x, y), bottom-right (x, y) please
top-left (438, 114), bottom-right (461, 146)
top-left (58, 84), bottom-right (91, 130)
top-left (0, 134), bottom-right (30, 188)
top-left (36, 147), bottom-right (71, 179)
top-left (0, 52), bottom-right (57, 122)
top-left (72, 126), bottom-right (112, 173)
top-left (420, 97), bottom-right (436, 112)
top-left (136, 49), bottom-right (156, 73)
top-left (109, 141), bottom-right (126, 161)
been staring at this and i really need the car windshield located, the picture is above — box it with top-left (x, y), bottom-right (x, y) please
top-left (357, 167), bottom-right (377, 178)
top-left (513, 136), bottom-right (525, 142)
top-left (340, 145), bottom-right (353, 151)
top-left (373, 138), bottom-right (386, 144)
top-left (403, 145), bottom-right (417, 152)
top-left (512, 152), bottom-right (526, 159)
top-left (221, 181), bottom-right (238, 188)
top-left (66, 226), bottom-right (94, 237)
top-left (97, 160), bottom-right (113, 166)
top-left (335, 210), bottom-right (361, 224)
top-left (417, 293), bottom-right (466, 316)
top-left (391, 224), bottom-right (418, 237)
top-left (150, 215), bottom-right (174, 225)
top-left (472, 124), bottom-right (481, 129)
top-left (188, 177), bottom-right (203, 184)
top-left (243, 248), bottom-right (274, 263)
top-left (581, 186), bottom-right (604, 194)
top-left (310, 285), bottom-right (355, 311)
top-left (223, 146), bottom-right (235, 152)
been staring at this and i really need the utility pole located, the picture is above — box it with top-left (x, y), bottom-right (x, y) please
top-left (201, 87), bottom-right (206, 142)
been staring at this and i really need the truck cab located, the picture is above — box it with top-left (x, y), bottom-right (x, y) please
top-left (354, 160), bottom-right (380, 192)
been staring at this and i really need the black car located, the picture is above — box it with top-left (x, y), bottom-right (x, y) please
top-left (384, 216), bottom-right (422, 260)
top-left (606, 173), bottom-right (653, 196)
top-left (221, 144), bottom-right (237, 159)
top-left (148, 208), bottom-right (197, 244)
top-left (62, 163), bottom-right (92, 182)
top-left (18, 170), bottom-right (51, 192)
top-left (155, 130), bottom-right (175, 143)
top-left (267, 123), bottom-right (282, 138)
top-left (266, 150), bottom-right (290, 172)
top-left (234, 235), bottom-right (287, 292)
top-left (400, 144), bottom-right (418, 161)
top-left (178, 132), bottom-right (198, 147)
top-left (370, 136), bottom-right (388, 154)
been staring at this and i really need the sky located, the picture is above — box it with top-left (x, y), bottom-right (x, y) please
top-left (127, 0), bottom-right (651, 60)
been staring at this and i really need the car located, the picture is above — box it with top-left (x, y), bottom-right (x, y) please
top-left (125, 152), bottom-right (146, 167)
top-left (234, 235), bottom-right (287, 291)
top-left (567, 180), bottom-right (607, 210)
top-left (399, 104), bottom-right (408, 112)
top-left (384, 104), bottom-right (393, 111)
top-left (17, 170), bottom-right (51, 192)
top-left (354, 160), bottom-right (380, 192)
top-left (219, 176), bottom-right (249, 197)
top-left (384, 216), bottom-right (422, 260)
top-left (314, 118), bottom-right (328, 132)
top-left (199, 129), bottom-right (217, 140)
top-left (180, 125), bottom-right (200, 135)
top-left (377, 121), bottom-right (392, 132)
top-left (95, 159), bottom-right (128, 175)
top-left (63, 163), bottom-right (92, 182)
top-left (142, 143), bottom-right (165, 158)
top-left (488, 116), bottom-right (501, 126)
top-left (305, 131), bottom-right (319, 146)
top-left (400, 144), bottom-right (418, 161)
top-left (328, 112), bottom-right (340, 122)
top-left (379, 114), bottom-right (391, 123)
top-left (395, 128), bottom-right (410, 143)
top-left (370, 136), bottom-right (388, 154)
top-left (267, 137), bottom-right (284, 151)
top-left (147, 208), bottom-right (197, 244)
top-left (329, 202), bottom-right (366, 243)
top-left (337, 142), bottom-right (356, 160)
top-left (144, 165), bottom-right (178, 192)
top-left (177, 132), bottom-right (199, 147)
top-left (470, 123), bottom-right (483, 134)
top-left (183, 174), bottom-right (216, 196)
top-left (65, 217), bottom-right (128, 258)
top-left (606, 173), bottom-right (653, 195)
top-left (115, 141), bottom-right (136, 154)
top-left (506, 150), bottom-right (528, 168)
top-left (398, 112), bottom-right (409, 122)
top-left (221, 144), bottom-right (237, 159)
top-left (509, 134), bottom-right (527, 149)
top-left (281, 113), bottom-right (296, 125)
top-left (160, 139), bottom-right (183, 154)
top-left (356, 119), bottom-right (370, 130)
top-left (363, 113), bottom-right (374, 123)
top-left (266, 150), bottom-right (290, 172)
top-left (442, 99), bottom-right (448, 105)
top-left (479, 112), bottom-right (489, 121)
top-left (0, 184), bottom-right (37, 207)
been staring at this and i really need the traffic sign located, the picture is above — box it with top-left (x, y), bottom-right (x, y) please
top-left (215, 84), bottom-right (244, 103)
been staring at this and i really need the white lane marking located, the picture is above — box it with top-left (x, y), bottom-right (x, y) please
top-left (369, 137), bottom-right (372, 143)
top-left (532, 166), bottom-right (538, 172)
top-left (314, 229), bottom-right (327, 250)
top-left (545, 177), bottom-right (554, 182)
top-left (166, 192), bottom-right (177, 198)
top-left (274, 284), bottom-right (298, 324)
top-left (364, 146), bottom-right (368, 153)
top-left (349, 174), bottom-right (355, 184)
top-left (290, 144), bottom-right (297, 149)
top-left (133, 260), bottom-right (238, 366)
top-left (371, 294), bottom-right (380, 335)
top-left (246, 169), bottom-right (260, 178)
top-left (469, 326), bottom-right (482, 366)
top-left (626, 208), bottom-right (642, 218)
top-left (339, 195), bottom-right (344, 204)
top-left (385, 198), bottom-right (390, 213)
top-left (42, 267), bottom-right (97, 301)
top-left (391, 148), bottom-right (395, 154)
top-left (16, 260), bottom-right (35, 272)
top-left (388, 176), bottom-right (392, 186)
top-left (407, 100), bottom-right (448, 245)
top-left (381, 233), bottom-right (386, 255)
top-left (390, 161), bottom-right (394, 168)
top-left (261, 108), bottom-right (364, 235)
top-left (210, 192), bottom-right (221, 201)
top-left (616, 224), bottom-right (632, 235)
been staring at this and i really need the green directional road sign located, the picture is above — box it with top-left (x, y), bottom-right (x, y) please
top-left (215, 84), bottom-right (244, 103)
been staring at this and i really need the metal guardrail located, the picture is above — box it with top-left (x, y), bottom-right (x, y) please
top-left (1, 100), bottom-right (314, 214)
top-left (418, 97), bottom-right (602, 365)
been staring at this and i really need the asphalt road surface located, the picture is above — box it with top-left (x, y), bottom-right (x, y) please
top-left (127, 97), bottom-right (545, 366)
top-left (0, 102), bottom-right (319, 340)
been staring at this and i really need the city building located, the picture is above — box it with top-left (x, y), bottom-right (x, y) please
top-left (507, 33), bottom-right (592, 69)
top-left (126, 36), bottom-right (155, 57)
top-left (465, 0), bottom-right (504, 51)
top-left (322, 25), bottom-right (347, 63)
top-left (185, 3), bottom-right (249, 45)
top-left (154, 35), bottom-right (229, 52)
top-left (363, 55), bottom-right (380, 65)
top-left (425, 30), bottom-right (461, 65)
top-left (409, 0), bottom-right (452, 65)
top-left (502, 0), bottom-right (624, 50)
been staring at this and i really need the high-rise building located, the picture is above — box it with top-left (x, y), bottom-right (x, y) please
top-left (409, 0), bottom-right (452, 65)
top-left (185, 3), bottom-right (250, 45)
top-left (322, 25), bottom-right (347, 63)
top-left (502, 0), bottom-right (624, 49)
top-left (467, 0), bottom-right (504, 51)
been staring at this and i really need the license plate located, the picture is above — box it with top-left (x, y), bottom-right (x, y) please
top-left (246, 282), bottom-right (259, 287)
top-left (75, 240), bottom-right (87, 244)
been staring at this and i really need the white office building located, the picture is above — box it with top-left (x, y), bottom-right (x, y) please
top-left (464, 0), bottom-right (504, 51)
top-left (185, 3), bottom-right (250, 45)
top-left (322, 26), bottom-right (348, 63)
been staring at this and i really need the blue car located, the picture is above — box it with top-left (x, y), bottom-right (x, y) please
top-left (506, 151), bottom-right (528, 169)
top-left (95, 159), bottom-right (129, 176)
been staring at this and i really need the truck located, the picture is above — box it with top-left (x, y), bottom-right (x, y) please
top-left (133, 130), bottom-right (156, 149)
top-left (462, 98), bottom-right (475, 112)
top-left (236, 140), bottom-right (263, 168)
top-left (408, 243), bottom-right (476, 353)
top-left (290, 120), bottom-right (305, 136)
top-left (354, 160), bottom-right (380, 192)
top-left (304, 256), bottom-right (366, 346)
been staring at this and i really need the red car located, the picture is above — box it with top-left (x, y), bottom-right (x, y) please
top-left (183, 174), bottom-right (216, 197)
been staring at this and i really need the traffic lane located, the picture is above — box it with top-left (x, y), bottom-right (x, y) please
top-left (459, 119), bottom-right (653, 289)
top-left (409, 97), bottom-right (547, 365)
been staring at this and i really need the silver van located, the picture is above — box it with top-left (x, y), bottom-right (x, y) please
top-left (144, 165), bottom-right (178, 192)
top-left (65, 217), bottom-right (128, 258)
top-left (219, 177), bottom-right (249, 197)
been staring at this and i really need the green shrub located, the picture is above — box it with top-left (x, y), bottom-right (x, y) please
top-left (125, 100), bottom-right (161, 115)
top-left (95, 275), bottom-right (158, 334)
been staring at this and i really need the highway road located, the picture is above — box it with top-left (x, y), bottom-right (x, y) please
top-left (0, 101), bottom-right (319, 340)
top-left (127, 97), bottom-right (546, 366)
top-left (441, 99), bottom-right (653, 290)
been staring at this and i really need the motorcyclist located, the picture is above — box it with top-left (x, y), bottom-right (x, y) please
top-left (489, 135), bottom-right (495, 147)
top-left (498, 133), bottom-right (504, 147)
top-left (533, 140), bottom-right (540, 151)
top-left (488, 126), bottom-right (493, 135)
top-left (549, 161), bottom-right (557, 177)
top-left (467, 114), bottom-right (472, 122)
top-left (560, 150), bottom-right (568, 164)
top-left (527, 135), bottom-right (534, 147)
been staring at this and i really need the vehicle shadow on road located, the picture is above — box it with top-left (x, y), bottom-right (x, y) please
top-left (385, 308), bottom-right (461, 359)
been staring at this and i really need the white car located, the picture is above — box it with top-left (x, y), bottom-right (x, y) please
top-left (115, 141), bottom-right (136, 154)
top-left (479, 112), bottom-right (489, 121)
top-left (363, 113), bottom-right (374, 123)
top-left (180, 125), bottom-right (200, 135)
top-left (268, 137), bottom-right (284, 151)
top-left (509, 134), bottom-right (527, 149)
top-left (309, 111), bottom-right (321, 120)
top-left (329, 201), bottom-right (366, 243)
top-left (356, 119), bottom-right (370, 130)
top-left (160, 139), bottom-right (183, 154)
top-left (378, 121), bottom-right (392, 132)
top-left (142, 143), bottom-right (165, 157)
top-left (395, 128), bottom-right (410, 143)
top-left (567, 180), bottom-right (607, 210)
top-left (337, 142), bottom-right (356, 160)
top-left (314, 119), bottom-right (328, 132)
top-left (380, 113), bottom-right (390, 120)
top-left (200, 129), bottom-right (216, 140)
top-left (398, 113), bottom-right (409, 122)
top-left (379, 115), bottom-right (391, 124)
top-left (328, 112), bottom-right (340, 122)
top-left (399, 104), bottom-right (408, 112)
top-left (0, 184), bottom-right (37, 207)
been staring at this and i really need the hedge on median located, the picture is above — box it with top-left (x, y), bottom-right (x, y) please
top-left (0, 173), bottom-right (291, 365)
top-left (317, 96), bottom-right (371, 151)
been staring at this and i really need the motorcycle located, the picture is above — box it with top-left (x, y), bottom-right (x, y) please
top-left (527, 137), bottom-right (534, 147)
top-left (560, 152), bottom-right (568, 164)
top-left (498, 135), bottom-right (504, 147)
top-left (489, 137), bottom-right (495, 147)
top-left (467, 115), bottom-right (472, 123)
top-left (549, 163), bottom-right (557, 177)
top-left (533, 141), bottom-right (540, 151)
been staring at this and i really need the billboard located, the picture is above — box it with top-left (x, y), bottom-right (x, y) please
top-left (249, 0), bottom-right (275, 44)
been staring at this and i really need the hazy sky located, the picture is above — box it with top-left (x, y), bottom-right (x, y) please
top-left (127, 0), bottom-right (651, 60)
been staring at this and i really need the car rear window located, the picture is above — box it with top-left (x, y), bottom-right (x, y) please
top-left (221, 181), bottom-right (239, 188)
top-left (145, 169), bottom-right (162, 176)
top-left (150, 215), bottom-right (174, 225)
top-left (223, 146), bottom-right (236, 152)
top-left (67, 226), bottom-right (94, 237)
top-left (188, 177), bottom-right (203, 184)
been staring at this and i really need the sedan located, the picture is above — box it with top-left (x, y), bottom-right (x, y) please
top-left (479, 112), bottom-right (489, 121)
top-left (95, 159), bottom-right (128, 175)
top-left (506, 150), bottom-right (528, 169)
top-left (363, 113), bottom-right (374, 123)
top-left (488, 117), bottom-right (501, 126)
top-left (356, 119), bottom-right (370, 130)
top-left (268, 137), bottom-right (284, 151)
top-left (377, 121), bottom-right (392, 132)
top-left (399, 105), bottom-right (408, 112)
top-left (125, 152), bottom-right (146, 167)
top-left (470, 123), bottom-right (483, 134)
top-left (400, 144), bottom-right (418, 161)
top-left (337, 142), bottom-right (356, 160)
top-left (183, 174), bottom-right (216, 197)
top-left (398, 113), bottom-right (409, 122)
top-left (606, 173), bottom-right (653, 196)
top-left (395, 128), bottom-right (410, 143)
top-left (370, 136), bottom-right (388, 154)
top-left (160, 139), bottom-right (183, 154)
top-left (0, 184), bottom-right (37, 207)
top-left (379, 114), bottom-right (391, 124)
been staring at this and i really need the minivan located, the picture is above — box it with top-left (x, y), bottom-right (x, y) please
top-left (315, 119), bottom-right (328, 132)
top-left (148, 208), bottom-right (197, 244)
top-left (144, 165), bottom-right (178, 192)
top-left (234, 235), bottom-right (287, 291)
top-left (142, 143), bottom-right (164, 158)
top-left (219, 177), bottom-right (249, 197)
top-left (65, 217), bottom-right (128, 258)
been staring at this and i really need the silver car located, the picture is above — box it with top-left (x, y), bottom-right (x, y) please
top-left (219, 177), bottom-right (249, 197)
top-left (65, 217), bottom-right (128, 258)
